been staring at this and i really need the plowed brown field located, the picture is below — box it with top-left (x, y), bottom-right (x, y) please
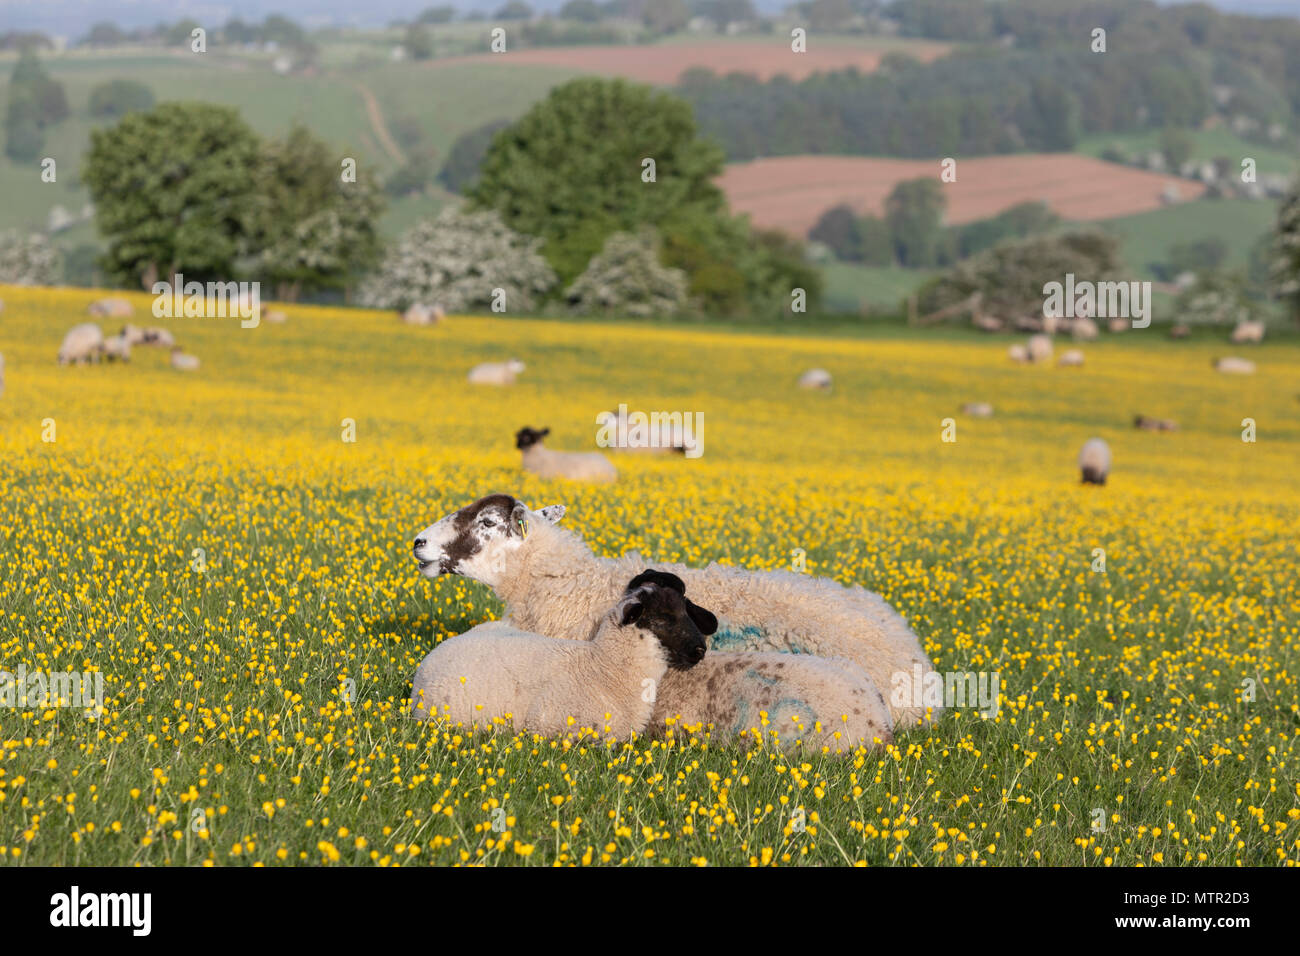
top-left (427, 38), bottom-right (951, 84)
top-left (717, 154), bottom-right (1208, 236)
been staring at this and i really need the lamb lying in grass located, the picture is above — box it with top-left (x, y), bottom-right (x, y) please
top-left (516, 426), bottom-right (617, 482)
top-left (409, 577), bottom-right (707, 740)
top-left (413, 494), bottom-right (941, 729)
top-left (615, 571), bottom-right (893, 752)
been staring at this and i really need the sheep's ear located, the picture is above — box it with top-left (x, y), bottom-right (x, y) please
top-left (618, 596), bottom-right (644, 627)
top-left (537, 504), bottom-right (566, 524)
top-left (685, 600), bottom-right (718, 636)
top-left (510, 501), bottom-right (531, 534)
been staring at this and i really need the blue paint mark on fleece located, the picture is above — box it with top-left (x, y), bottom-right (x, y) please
top-left (744, 667), bottom-right (778, 688)
top-left (710, 623), bottom-right (764, 650)
top-left (708, 622), bottom-right (810, 655)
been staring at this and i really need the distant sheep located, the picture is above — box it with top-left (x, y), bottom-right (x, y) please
top-left (142, 327), bottom-right (176, 348)
top-left (516, 426), bottom-right (617, 483)
top-left (960, 402), bottom-right (993, 418)
top-left (1107, 318), bottom-right (1129, 333)
top-left (100, 333), bottom-right (131, 363)
top-left (595, 408), bottom-right (686, 454)
top-left (1027, 333), bottom-right (1053, 363)
top-left (121, 324), bottom-right (147, 346)
top-left (1079, 438), bottom-right (1111, 485)
top-left (264, 309), bottom-right (288, 324)
top-left (1169, 323), bottom-right (1191, 340)
top-left (170, 347), bottom-right (199, 372)
top-left (1230, 319), bottom-right (1264, 344)
top-left (1134, 415), bottom-right (1177, 432)
top-left (798, 368), bottom-right (832, 390)
top-left (409, 578), bottom-right (707, 740)
top-left (1008, 344), bottom-right (1030, 363)
top-left (88, 297), bottom-right (133, 319)
top-left (468, 359), bottom-right (525, 385)
top-left (1057, 348), bottom-right (1085, 367)
top-left (58, 323), bottom-right (104, 365)
top-left (1072, 317), bottom-right (1099, 341)
top-left (1214, 357), bottom-right (1256, 375)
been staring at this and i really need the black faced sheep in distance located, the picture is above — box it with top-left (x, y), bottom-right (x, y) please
top-left (468, 359), bottom-right (524, 385)
top-left (516, 427), bottom-right (617, 482)
top-left (412, 494), bottom-right (941, 731)
top-left (1079, 438), bottom-right (1111, 485)
top-left (409, 578), bottom-right (707, 741)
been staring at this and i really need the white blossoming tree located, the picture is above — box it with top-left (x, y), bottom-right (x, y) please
top-left (565, 230), bottom-right (690, 317)
top-left (359, 207), bottom-right (556, 312)
top-left (0, 231), bottom-right (62, 286)
top-left (1269, 178), bottom-right (1300, 324)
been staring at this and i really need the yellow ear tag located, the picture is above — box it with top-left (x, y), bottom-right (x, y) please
top-left (518, 516), bottom-right (529, 539)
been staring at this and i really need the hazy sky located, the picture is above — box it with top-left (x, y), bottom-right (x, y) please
top-left (1, 0), bottom-right (1296, 37)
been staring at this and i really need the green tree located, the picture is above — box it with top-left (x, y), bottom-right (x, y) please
top-left (885, 178), bottom-right (946, 267)
top-left (438, 118), bottom-right (511, 194)
top-left (416, 6), bottom-right (456, 24)
top-left (404, 24), bottom-right (435, 60)
top-left (252, 125), bottom-right (386, 300)
top-left (83, 102), bottom-right (262, 287)
top-left (494, 2), bottom-right (534, 19)
top-left (809, 204), bottom-right (862, 262)
top-left (1159, 127), bottom-right (1195, 172)
top-left (471, 77), bottom-right (729, 285)
top-left (857, 216), bottom-right (894, 266)
top-left (1270, 178), bottom-right (1300, 323)
top-left (560, 0), bottom-right (602, 21)
top-left (3, 93), bottom-right (43, 162)
top-left (88, 79), bottom-right (156, 118)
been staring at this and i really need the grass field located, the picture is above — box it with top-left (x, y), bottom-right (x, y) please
top-left (1076, 128), bottom-right (1298, 179)
top-left (1095, 198), bottom-right (1279, 278)
top-left (1, 285), bottom-right (1297, 866)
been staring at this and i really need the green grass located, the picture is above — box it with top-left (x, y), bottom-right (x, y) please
top-left (821, 263), bottom-right (940, 314)
top-left (1090, 198), bottom-right (1278, 278)
top-left (1076, 127), bottom-right (1298, 179)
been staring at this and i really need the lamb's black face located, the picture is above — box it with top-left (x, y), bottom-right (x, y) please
top-left (621, 581), bottom-right (711, 670)
top-left (515, 427), bottom-right (549, 450)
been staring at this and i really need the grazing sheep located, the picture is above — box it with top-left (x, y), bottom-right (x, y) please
top-left (798, 368), bottom-right (832, 391)
top-left (1169, 323), bottom-right (1191, 340)
top-left (1072, 317), bottom-right (1099, 341)
top-left (170, 347), bottom-right (199, 371)
top-left (1107, 317), bottom-right (1129, 333)
top-left (1134, 415), bottom-right (1178, 432)
top-left (57, 323), bottom-right (104, 365)
top-left (412, 494), bottom-right (943, 729)
top-left (468, 359), bottom-right (525, 386)
top-left (401, 303), bottom-right (441, 325)
top-left (87, 297), bottom-right (133, 319)
top-left (142, 327), bottom-right (176, 348)
top-left (1026, 333), bottom-right (1053, 363)
top-left (1057, 349), bottom-right (1085, 367)
top-left (121, 324), bottom-right (147, 346)
top-left (972, 315), bottom-right (1003, 332)
top-left (595, 408), bottom-right (687, 454)
top-left (1078, 438), bottom-right (1111, 485)
top-left (1008, 344), bottom-right (1030, 363)
top-left (409, 578), bottom-right (708, 740)
top-left (516, 427), bottom-right (617, 483)
top-left (263, 309), bottom-right (288, 324)
top-left (100, 333), bottom-right (131, 363)
top-left (960, 402), bottom-right (993, 418)
top-left (1230, 319), bottom-right (1265, 344)
top-left (1214, 356), bottom-right (1256, 375)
